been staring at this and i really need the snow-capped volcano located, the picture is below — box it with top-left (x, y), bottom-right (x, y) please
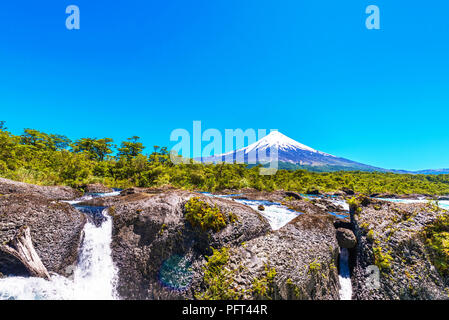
top-left (243, 131), bottom-right (329, 156)
top-left (199, 131), bottom-right (383, 172)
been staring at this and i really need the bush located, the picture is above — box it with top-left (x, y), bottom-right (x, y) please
top-left (423, 213), bottom-right (449, 276)
top-left (184, 197), bottom-right (228, 232)
top-left (195, 247), bottom-right (243, 300)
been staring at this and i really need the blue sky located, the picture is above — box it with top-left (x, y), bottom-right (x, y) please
top-left (0, 1), bottom-right (448, 171)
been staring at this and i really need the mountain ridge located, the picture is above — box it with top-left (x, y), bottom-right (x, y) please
top-left (198, 131), bottom-right (448, 174)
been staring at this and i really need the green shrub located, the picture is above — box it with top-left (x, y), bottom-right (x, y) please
top-left (373, 246), bottom-right (393, 272)
top-left (185, 197), bottom-right (233, 232)
top-left (252, 265), bottom-right (277, 299)
top-left (195, 247), bottom-right (243, 300)
top-left (423, 213), bottom-right (449, 276)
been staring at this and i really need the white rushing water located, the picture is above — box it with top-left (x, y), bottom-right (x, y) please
top-left (201, 193), bottom-right (301, 230)
top-left (0, 206), bottom-right (118, 300)
top-left (338, 248), bottom-right (352, 300)
top-left (233, 199), bottom-right (300, 230)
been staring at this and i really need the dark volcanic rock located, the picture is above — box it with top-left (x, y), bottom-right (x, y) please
top-left (0, 177), bottom-right (81, 200)
top-left (225, 214), bottom-right (341, 300)
top-left (351, 200), bottom-right (449, 300)
top-left (336, 228), bottom-right (356, 248)
top-left (110, 190), bottom-right (271, 300)
top-left (341, 188), bottom-right (355, 195)
top-left (110, 188), bottom-right (345, 300)
top-left (0, 194), bottom-right (86, 277)
top-left (82, 183), bottom-right (113, 194)
top-left (284, 191), bottom-right (302, 200)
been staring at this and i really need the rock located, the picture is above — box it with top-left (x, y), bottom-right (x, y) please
top-left (284, 191), bottom-right (302, 200)
top-left (306, 189), bottom-right (321, 195)
top-left (351, 200), bottom-right (449, 300)
top-left (0, 177), bottom-right (81, 200)
top-left (110, 187), bottom-right (345, 300)
top-left (0, 194), bottom-right (86, 277)
top-left (336, 228), bottom-right (356, 248)
top-left (110, 190), bottom-right (271, 300)
top-left (341, 188), bottom-right (355, 195)
top-left (119, 185), bottom-right (176, 196)
top-left (224, 213), bottom-right (340, 300)
top-left (257, 205), bottom-right (265, 211)
top-left (82, 183), bottom-right (113, 194)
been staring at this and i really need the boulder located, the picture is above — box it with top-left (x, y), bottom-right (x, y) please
top-left (351, 200), bottom-right (449, 300)
top-left (306, 189), bottom-right (321, 195)
top-left (110, 190), bottom-right (271, 300)
top-left (284, 191), bottom-right (302, 200)
top-left (336, 228), bottom-right (356, 248)
top-left (0, 194), bottom-right (86, 277)
top-left (341, 188), bottom-right (355, 195)
top-left (221, 213), bottom-right (341, 300)
top-left (82, 183), bottom-right (113, 194)
top-left (0, 177), bottom-right (81, 200)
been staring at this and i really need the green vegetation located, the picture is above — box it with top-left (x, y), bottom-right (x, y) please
top-left (195, 247), bottom-right (243, 300)
top-left (373, 246), bottom-right (393, 272)
top-left (184, 197), bottom-right (229, 232)
top-left (251, 265), bottom-right (277, 299)
top-left (307, 260), bottom-right (322, 274)
top-left (1, 123), bottom-right (449, 195)
top-left (423, 213), bottom-right (449, 276)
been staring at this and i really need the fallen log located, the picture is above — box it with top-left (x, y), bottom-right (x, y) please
top-left (0, 226), bottom-right (50, 280)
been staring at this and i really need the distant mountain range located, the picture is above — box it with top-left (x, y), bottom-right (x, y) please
top-left (198, 131), bottom-right (449, 174)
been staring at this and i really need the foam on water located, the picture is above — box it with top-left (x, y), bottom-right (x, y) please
top-left (338, 248), bottom-right (352, 300)
top-left (0, 210), bottom-right (118, 300)
top-left (200, 193), bottom-right (300, 230)
top-left (233, 198), bottom-right (300, 230)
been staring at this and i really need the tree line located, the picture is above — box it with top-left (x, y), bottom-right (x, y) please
top-left (1, 121), bottom-right (449, 195)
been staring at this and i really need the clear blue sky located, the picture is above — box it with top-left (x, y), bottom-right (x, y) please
top-left (0, 1), bottom-right (448, 171)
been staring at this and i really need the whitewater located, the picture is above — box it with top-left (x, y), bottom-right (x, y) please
top-left (0, 194), bottom-right (118, 300)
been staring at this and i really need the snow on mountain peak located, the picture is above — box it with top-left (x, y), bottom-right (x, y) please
top-left (245, 131), bottom-right (319, 153)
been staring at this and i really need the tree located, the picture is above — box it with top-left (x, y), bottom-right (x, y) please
top-left (21, 129), bottom-right (51, 150)
top-left (49, 134), bottom-right (71, 151)
top-left (118, 136), bottom-right (144, 160)
top-left (20, 129), bottom-right (72, 151)
top-left (0, 121), bottom-right (6, 131)
top-left (72, 137), bottom-right (114, 161)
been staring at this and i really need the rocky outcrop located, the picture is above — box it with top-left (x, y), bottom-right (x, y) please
top-left (0, 177), bottom-right (81, 200)
top-left (0, 194), bottom-right (86, 277)
top-left (81, 183), bottom-right (113, 194)
top-left (110, 189), bottom-right (343, 300)
top-left (221, 214), bottom-right (341, 300)
top-left (341, 188), bottom-right (355, 195)
top-left (350, 198), bottom-right (449, 300)
top-left (110, 190), bottom-right (271, 300)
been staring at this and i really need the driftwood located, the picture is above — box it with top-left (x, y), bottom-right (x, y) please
top-left (0, 226), bottom-right (50, 280)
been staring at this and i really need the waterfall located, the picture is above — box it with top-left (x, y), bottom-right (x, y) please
top-left (0, 201), bottom-right (117, 300)
top-left (233, 198), bottom-right (300, 230)
top-left (338, 248), bottom-right (352, 300)
top-left (199, 193), bottom-right (301, 230)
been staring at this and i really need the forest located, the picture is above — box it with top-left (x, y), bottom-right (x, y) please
top-left (1, 121), bottom-right (449, 195)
